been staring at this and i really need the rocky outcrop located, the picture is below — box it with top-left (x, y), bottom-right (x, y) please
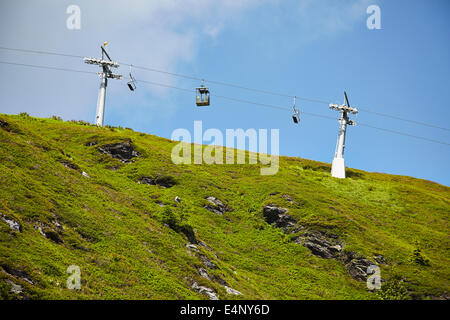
top-left (85, 140), bottom-right (98, 146)
top-left (138, 175), bottom-right (177, 188)
top-left (346, 257), bottom-right (376, 281)
top-left (262, 205), bottom-right (297, 232)
top-left (1, 265), bottom-right (34, 285)
top-left (281, 194), bottom-right (294, 203)
top-left (5, 280), bottom-right (23, 295)
top-left (294, 231), bottom-right (342, 259)
top-left (187, 243), bottom-right (239, 298)
top-left (35, 223), bottom-right (63, 244)
top-left (82, 171), bottom-right (91, 178)
top-left (43, 229), bottom-right (63, 243)
top-left (60, 160), bottom-right (79, 170)
top-left (98, 140), bottom-right (139, 163)
top-left (0, 119), bottom-right (9, 129)
top-left (196, 267), bottom-right (211, 280)
top-left (200, 254), bottom-right (217, 269)
top-left (262, 205), bottom-right (380, 282)
top-left (225, 286), bottom-right (242, 296)
top-left (204, 196), bottom-right (230, 215)
top-left (1, 216), bottom-right (22, 232)
top-left (179, 225), bottom-right (197, 244)
top-left (186, 244), bottom-right (200, 253)
top-left (191, 281), bottom-right (219, 300)
top-left (374, 254), bottom-right (387, 265)
top-left (198, 241), bottom-right (219, 258)
top-left (0, 119), bottom-right (16, 133)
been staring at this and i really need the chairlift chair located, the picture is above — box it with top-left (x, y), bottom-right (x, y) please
top-left (127, 65), bottom-right (137, 91)
top-left (196, 83), bottom-right (210, 106)
top-left (127, 80), bottom-right (136, 91)
top-left (292, 97), bottom-right (300, 124)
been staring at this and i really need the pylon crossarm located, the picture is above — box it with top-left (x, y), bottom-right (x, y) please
top-left (96, 72), bottom-right (122, 80)
top-left (329, 103), bottom-right (358, 114)
top-left (83, 57), bottom-right (119, 68)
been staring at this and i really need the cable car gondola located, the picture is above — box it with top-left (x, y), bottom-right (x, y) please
top-left (196, 81), bottom-right (210, 106)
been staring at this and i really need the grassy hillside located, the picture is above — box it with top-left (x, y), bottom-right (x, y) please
top-left (0, 113), bottom-right (448, 300)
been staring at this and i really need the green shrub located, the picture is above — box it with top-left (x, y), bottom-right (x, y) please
top-left (160, 207), bottom-right (179, 229)
top-left (376, 275), bottom-right (409, 300)
top-left (411, 241), bottom-right (431, 266)
top-left (159, 207), bottom-right (196, 243)
top-left (0, 280), bottom-right (13, 300)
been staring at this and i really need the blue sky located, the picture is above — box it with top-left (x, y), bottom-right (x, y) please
top-left (0, 0), bottom-right (449, 185)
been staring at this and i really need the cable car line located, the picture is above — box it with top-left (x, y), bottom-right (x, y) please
top-left (357, 109), bottom-right (450, 132)
top-left (0, 60), bottom-right (97, 75)
top-left (357, 122), bottom-right (450, 146)
top-left (0, 59), bottom-right (449, 147)
top-left (0, 46), bottom-right (84, 59)
top-left (1, 45), bottom-right (449, 132)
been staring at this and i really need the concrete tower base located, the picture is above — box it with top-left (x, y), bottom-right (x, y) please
top-left (331, 157), bottom-right (346, 179)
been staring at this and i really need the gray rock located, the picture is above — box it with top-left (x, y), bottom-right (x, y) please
top-left (200, 255), bottom-right (217, 269)
top-left (1, 216), bottom-right (21, 232)
top-left (204, 206), bottom-right (223, 215)
top-left (1, 266), bottom-right (34, 285)
top-left (36, 226), bottom-right (46, 237)
top-left (35, 226), bottom-right (63, 243)
top-left (6, 280), bottom-right (22, 294)
top-left (204, 196), bottom-right (230, 215)
top-left (262, 205), bottom-right (288, 224)
top-left (98, 140), bottom-right (139, 163)
top-left (303, 241), bottom-right (334, 259)
top-left (138, 175), bottom-right (177, 188)
top-left (206, 196), bottom-right (223, 206)
top-left (60, 160), bottom-right (79, 170)
top-left (85, 140), bottom-right (98, 146)
top-left (329, 245), bottom-right (342, 253)
top-left (262, 205), bottom-right (297, 232)
top-left (191, 281), bottom-right (219, 300)
top-left (186, 244), bottom-right (200, 252)
top-left (198, 242), bottom-right (219, 258)
top-left (82, 171), bottom-right (91, 178)
top-left (43, 230), bottom-right (63, 244)
top-left (347, 258), bottom-right (376, 281)
top-left (197, 268), bottom-right (211, 280)
top-left (262, 204), bottom-right (381, 283)
top-left (52, 220), bottom-right (62, 228)
top-left (0, 119), bottom-right (9, 129)
top-left (224, 286), bottom-right (242, 295)
top-left (139, 177), bottom-right (154, 185)
top-left (374, 254), bottom-right (388, 265)
top-left (281, 194), bottom-right (294, 203)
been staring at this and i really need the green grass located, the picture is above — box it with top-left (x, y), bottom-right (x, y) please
top-left (0, 113), bottom-right (448, 300)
